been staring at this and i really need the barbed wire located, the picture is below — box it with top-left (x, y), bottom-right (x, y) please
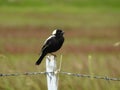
top-left (0, 72), bottom-right (46, 77)
top-left (0, 71), bottom-right (120, 81)
top-left (60, 71), bottom-right (120, 81)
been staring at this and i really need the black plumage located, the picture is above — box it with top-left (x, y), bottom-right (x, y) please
top-left (35, 29), bottom-right (64, 65)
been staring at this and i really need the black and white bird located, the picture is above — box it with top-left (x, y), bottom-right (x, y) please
top-left (35, 29), bottom-right (64, 65)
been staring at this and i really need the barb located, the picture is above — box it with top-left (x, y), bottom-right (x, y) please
top-left (60, 71), bottom-right (120, 81)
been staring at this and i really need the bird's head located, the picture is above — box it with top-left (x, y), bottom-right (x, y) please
top-left (52, 29), bottom-right (64, 37)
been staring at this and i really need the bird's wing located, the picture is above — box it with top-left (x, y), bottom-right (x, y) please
top-left (41, 44), bottom-right (49, 51)
top-left (41, 35), bottom-right (55, 52)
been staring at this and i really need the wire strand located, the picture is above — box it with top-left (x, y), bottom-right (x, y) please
top-left (0, 71), bottom-right (120, 81)
top-left (60, 71), bottom-right (120, 81)
top-left (0, 72), bottom-right (46, 77)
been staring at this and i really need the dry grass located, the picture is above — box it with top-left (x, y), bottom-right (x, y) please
top-left (0, 26), bottom-right (119, 54)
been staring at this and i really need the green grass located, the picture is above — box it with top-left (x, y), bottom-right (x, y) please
top-left (0, 7), bottom-right (120, 28)
top-left (0, 53), bottom-right (120, 90)
top-left (0, 0), bottom-right (120, 7)
top-left (0, 0), bottom-right (120, 28)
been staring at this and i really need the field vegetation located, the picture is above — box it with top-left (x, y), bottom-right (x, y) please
top-left (0, 0), bottom-right (120, 90)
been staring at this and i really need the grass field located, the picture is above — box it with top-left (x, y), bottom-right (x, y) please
top-left (0, 0), bottom-right (120, 90)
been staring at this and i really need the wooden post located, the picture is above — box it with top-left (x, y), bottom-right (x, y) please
top-left (46, 55), bottom-right (58, 90)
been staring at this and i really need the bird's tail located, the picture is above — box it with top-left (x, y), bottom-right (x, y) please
top-left (35, 52), bottom-right (46, 65)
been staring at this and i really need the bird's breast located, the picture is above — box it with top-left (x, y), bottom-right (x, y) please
top-left (49, 37), bottom-right (64, 52)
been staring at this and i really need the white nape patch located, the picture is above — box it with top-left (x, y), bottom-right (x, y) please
top-left (52, 30), bottom-right (57, 35)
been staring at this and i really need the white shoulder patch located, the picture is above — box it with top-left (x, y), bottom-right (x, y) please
top-left (52, 30), bottom-right (57, 35)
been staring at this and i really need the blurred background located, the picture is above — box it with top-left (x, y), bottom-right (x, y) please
top-left (0, 0), bottom-right (120, 90)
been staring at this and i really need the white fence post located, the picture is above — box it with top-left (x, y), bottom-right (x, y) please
top-left (46, 55), bottom-right (58, 90)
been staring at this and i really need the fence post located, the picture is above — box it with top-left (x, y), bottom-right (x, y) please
top-left (46, 55), bottom-right (58, 90)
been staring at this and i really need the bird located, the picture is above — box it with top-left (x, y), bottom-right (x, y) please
top-left (35, 29), bottom-right (64, 65)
